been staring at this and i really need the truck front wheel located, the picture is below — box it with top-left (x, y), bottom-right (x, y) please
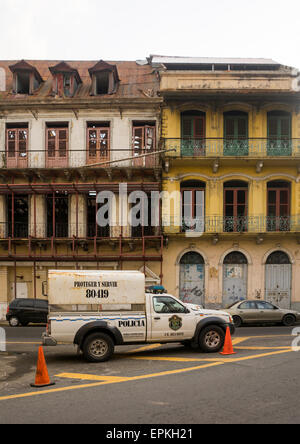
top-left (198, 325), bottom-right (225, 353)
top-left (82, 332), bottom-right (115, 362)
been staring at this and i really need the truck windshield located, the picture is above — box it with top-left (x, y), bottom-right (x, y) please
top-left (153, 296), bottom-right (187, 314)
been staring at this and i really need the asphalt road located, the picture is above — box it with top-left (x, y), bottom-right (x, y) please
top-left (0, 323), bottom-right (299, 425)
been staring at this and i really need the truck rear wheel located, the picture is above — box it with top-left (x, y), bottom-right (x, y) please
top-left (82, 332), bottom-right (115, 363)
top-left (198, 325), bottom-right (225, 353)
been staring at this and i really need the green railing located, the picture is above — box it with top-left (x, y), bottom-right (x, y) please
top-left (162, 216), bottom-right (300, 234)
top-left (163, 138), bottom-right (298, 158)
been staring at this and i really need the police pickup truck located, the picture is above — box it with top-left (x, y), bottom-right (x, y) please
top-left (42, 270), bottom-right (235, 362)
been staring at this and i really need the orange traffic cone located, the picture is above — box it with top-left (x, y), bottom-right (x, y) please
top-left (220, 327), bottom-right (236, 355)
top-left (30, 347), bottom-right (55, 388)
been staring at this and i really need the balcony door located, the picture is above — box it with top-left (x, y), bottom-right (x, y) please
top-left (224, 181), bottom-right (248, 232)
top-left (181, 181), bottom-right (205, 234)
top-left (267, 181), bottom-right (290, 231)
top-left (267, 111), bottom-right (291, 156)
top-left (181, 111), bottom-right (206, 156)
top-left (224, 111), bottom-right (248, 156)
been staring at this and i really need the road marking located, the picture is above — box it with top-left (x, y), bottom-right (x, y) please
top-left (128, 348), bottom-right (294, 363)
top-left (0, 362), bottom-right (223, 402)
top-left (124, 344), bottom-right (162, 354)
top-left (0, 338), bottom-right (295, 402)
top-left (232, 337), bottom-right (250, 345)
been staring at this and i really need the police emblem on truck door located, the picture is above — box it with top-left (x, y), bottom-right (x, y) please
top-left (169, 315), bottom-right (182, 331)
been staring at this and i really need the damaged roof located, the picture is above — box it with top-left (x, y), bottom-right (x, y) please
top-left (0, 59), bottom-right (160, 101)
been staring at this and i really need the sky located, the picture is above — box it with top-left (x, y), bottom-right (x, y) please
top-left (0, 0), bottom-right (299, 69)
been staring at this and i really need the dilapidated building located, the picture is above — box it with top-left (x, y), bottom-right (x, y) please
top-left (0, 59), bottom-right (163, 319)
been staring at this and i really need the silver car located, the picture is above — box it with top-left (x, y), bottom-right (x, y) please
top-left (223, 300), bottom-right (300, 327)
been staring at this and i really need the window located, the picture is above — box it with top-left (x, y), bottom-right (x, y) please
top-left (256, 301), bottom-right (275, 310)
top-left (224, 181), bottom-right (248, 232)
top-left (181, 181), bottom-right (205, 233)
top-left (181, 111), bottom-right (206, 156)
top-left (267, 111), bottom-right (291, 156)
top-left (7, 195), bottom-right (29, 238)
top-left (224, 111), bottom-right (248, 156)
top-left (239, 301), bottom-right (257, 310)
top-left (6, 124), bottom-right (28, 168)
top-left (87, 195), bottom-right (110, 238)
top-left (18, 300), bottom-right (34, 308)
top-left (87, 123), bottom-right (110, 165)
top-left (153, 296), bottom-right (187, 314)
top-left (35, 300), bottom-right (48, 309)
top-left (267, 181), bottom-right (290, 231)
top-left (9, 61), bottom-right (43, 95)
top-left (132, 122), bottom-right (156, 167)
top-left (46, 193), bottom-right (69, 238)
top-left (89, 61), bottom-right (119, 96)
top-left (46, 123), bottom-right (69, 168)
top-left (49, 63), bottom-right (82, 98)
top-left (131, 193), bottom-right (155, 238)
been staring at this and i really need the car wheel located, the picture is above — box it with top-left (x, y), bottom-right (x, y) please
top-left (282, 314), bottom-right (296, 327)
top-left (82, 332), bottom-right (115, 363)
top-left (9, 317), bottom-right (20, 327)
top-left (233, 316), bottom-right (243, 328)
top-left (198, 325), bottom-right (225, 353)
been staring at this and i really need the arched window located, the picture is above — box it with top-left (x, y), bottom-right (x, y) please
top-left (223, 251), bottom-right (248, 264)
top-left (266, 251), bottom-right (291, 265)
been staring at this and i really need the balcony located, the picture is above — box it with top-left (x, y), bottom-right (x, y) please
top-left (163, 138), bottom-right (300, 158)
top-left (162, 215), bottom-right (300, 235)
top-left (0, 149), bottom-right (162, 170)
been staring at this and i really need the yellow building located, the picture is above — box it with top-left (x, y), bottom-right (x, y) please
top-left (151, 56), bottom-right (300, 310)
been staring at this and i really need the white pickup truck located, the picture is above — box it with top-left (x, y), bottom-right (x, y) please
top-left (42, 270), bottom-right (235, 362)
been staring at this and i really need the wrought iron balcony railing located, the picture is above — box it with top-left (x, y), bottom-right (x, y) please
top-left (162, 215), bottom-right (300, 234)
top-left (163, 138), bottom-right (300, 158)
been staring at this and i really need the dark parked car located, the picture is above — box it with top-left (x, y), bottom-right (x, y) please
top-left (6, 299), bottom-right (48, 327)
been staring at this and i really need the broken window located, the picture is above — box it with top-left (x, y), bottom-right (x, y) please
top-left (96, 72), bottom-right (110, 95)
top-left (224, 181), bottom-right (248, 232)
top-left (49, 62), bottom-right (82, 98)
top-left (87, 122), bottom-right (110, 165)
top-left (6, 124), bottom-right (28, 167)
top-left (89, 61), bottom-right (119, 96)
top-left (131, 193), bottom-right (155, 238)
top-left (46, 193), bottom-right (69, 238)
top-left (9, 61), bottom-right (43, 95)
top-left (15, 72), bottom-right (30, 94)
top-left (7, 195), bottom-right (29, 238)
top-left (46, 123), bottom-right (69, 168)
top-left (87, 195), bottom-right (110, 238)
top-left (132, 122), bottom-right (156, 167)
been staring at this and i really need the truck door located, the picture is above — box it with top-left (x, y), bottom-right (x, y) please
top-left (150, 295), bottom-right (195, 342)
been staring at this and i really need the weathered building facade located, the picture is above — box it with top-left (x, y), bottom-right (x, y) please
top-left (0, 59), bottom-right (163, 319)
top-left (154, 56), bottom-right (300, 310)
